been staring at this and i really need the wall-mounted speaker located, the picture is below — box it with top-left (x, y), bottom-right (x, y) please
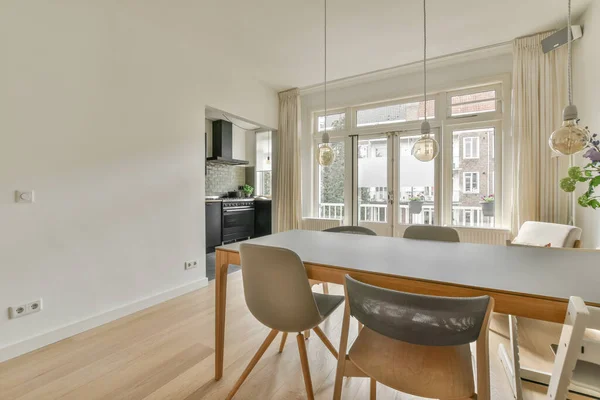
top-left (542, 25), bottom-right (583, 54)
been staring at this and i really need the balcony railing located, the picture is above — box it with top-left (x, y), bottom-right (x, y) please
top-left (319, 202), bottom-right (495, 227)
top-left (319, 203), bottom-right (344, 220)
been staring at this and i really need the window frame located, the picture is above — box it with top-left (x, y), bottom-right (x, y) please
top-left (312, 136), bottom-right (351, 222)
top-left (352, 95), bottom-right (439, 135)
top-left (313, 108), bottom-right (349, 136)
top-left (446, 83), bottom-right (503, 120)
top-left (254, 131), bottom-right (272, 197)
top-left (463, 137), bottom-right (480, 159)
top-left (308, 76), bottom-right (508, 230)
top-left (463, 172), bottom-right (480, 194)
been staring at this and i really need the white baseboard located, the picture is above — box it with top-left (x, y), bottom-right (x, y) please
top-left (0, 277), bottom-right (208, 363)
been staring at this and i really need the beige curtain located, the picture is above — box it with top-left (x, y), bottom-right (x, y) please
top-left (274, 88), bottom-right (301, 233)
top-left (511, 32), bottom-right (570, 234)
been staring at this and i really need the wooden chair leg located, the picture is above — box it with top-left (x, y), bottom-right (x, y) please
top-left (304, 329), bottom-right (310, 339)
top-left (370, 378), bottom-right (377, 400)
top-left (333, 286), bottom-right (352, 400)
top-left (322, 282), bottom-right (329, 294)
top-left (312, 326), bottom-right (338, 359)
top-left (279, 332), bottom-right (288, 353)
top-left (297, 333), bottom-right (315, 400)
top-left (226, 329), bottom-right (279, 400)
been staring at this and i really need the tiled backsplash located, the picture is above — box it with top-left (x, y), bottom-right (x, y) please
top-left (206, 163), bottom-right (246, 196)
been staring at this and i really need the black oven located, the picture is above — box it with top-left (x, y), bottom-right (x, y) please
top-left (222, 200), bottom-right (255, 244)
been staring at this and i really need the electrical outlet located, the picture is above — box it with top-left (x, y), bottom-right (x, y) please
top-left (27, 299), bottom-right (43, 314)
top-left (184, 260), bottom-right (199, 270)
top-left (8, 305), bottom-right (27, 319)
top-left (8, 299), bottom-right (43, 319)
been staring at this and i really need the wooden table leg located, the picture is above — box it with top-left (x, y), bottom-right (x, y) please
top-left (215, 250), bottom-right (229, 381)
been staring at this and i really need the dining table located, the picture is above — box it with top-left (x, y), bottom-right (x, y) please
top-left (213, 229), bottom-right (600, 395)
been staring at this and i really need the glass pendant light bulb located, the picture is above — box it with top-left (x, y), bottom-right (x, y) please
top-left (317, 131), bottom-right (335, 166)
top-left (317, 143), bottom-right (335, 166)
top-left (549, 105), bottom-right (589, 156)
top-left (412, 120), bottom-right (439, 162)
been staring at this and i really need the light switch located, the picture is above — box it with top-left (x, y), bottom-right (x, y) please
top-left (15, 190), bottom-right (35, 203)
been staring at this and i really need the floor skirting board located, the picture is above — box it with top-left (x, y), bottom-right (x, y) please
top-left (0, 277), bottom-right (208, 363)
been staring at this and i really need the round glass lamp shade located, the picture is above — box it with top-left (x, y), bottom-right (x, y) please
top-left (549, 119), bottom-right (590, 156)
top-left (411, 136), bottom-right (439, 162)
top-left (317, 143), bottom-right (335, 166)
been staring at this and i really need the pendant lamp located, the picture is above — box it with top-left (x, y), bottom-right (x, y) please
top-left (549, 0), bottom-right (589, 155)
top-left (412, 0), bottom-right (439, 162)
top-left (317, 0), bottom-right (335, 167)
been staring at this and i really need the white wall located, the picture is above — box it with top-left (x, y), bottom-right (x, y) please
top-left (0, 2), bottom-right (278, 360)
top-left (300, 48), bottom-right (513, 218)
top-left (232, 125), bottom-right (247, 161)
top-left (574, 1), bottom-right (600, 249)
top-left (245, 131), bottom-right (257, 167)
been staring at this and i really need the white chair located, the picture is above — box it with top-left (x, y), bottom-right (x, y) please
top-left (510, 221), bottom-right (582, 248)
top-left (518, 297), bottom-right (600, 399)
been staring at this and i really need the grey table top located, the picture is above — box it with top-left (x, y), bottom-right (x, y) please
top-left (219, 230), bottom-right (600, 304)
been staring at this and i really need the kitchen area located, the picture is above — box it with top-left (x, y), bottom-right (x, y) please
top-left (205, 108), bottom-right (273, 280)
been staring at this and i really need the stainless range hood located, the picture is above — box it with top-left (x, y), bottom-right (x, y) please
top-left (206, 120), bottom-right (249, 166)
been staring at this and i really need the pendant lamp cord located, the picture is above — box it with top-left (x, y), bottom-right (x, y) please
top-left (567, 0), bottom-right (573, 106)
top-left (323, 0), bottom-right (328, 143)
top-left (423, 0), bottom-right (427, 121)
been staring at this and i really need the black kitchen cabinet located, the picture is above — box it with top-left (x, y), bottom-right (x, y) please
top-left (206, 202), bottom-right (222, 252)
top-left (254, 199), bottom-right (272, 238)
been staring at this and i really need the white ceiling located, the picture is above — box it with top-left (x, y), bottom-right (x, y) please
top-left (209, 0), bottom-right (590, 90)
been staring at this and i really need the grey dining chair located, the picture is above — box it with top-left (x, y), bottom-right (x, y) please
top-left (288, 224), bottom-right (377, 344)
top-left (227, 244), bottom-right (344, 400)
top-left (324, 225), bottom-right (378, 236)
top-left (403, 225), bottom-right (460, 242)
top-left (307, 224), bottom-right (377, 336)
top-left (333, 275), bottom-right (494, 400)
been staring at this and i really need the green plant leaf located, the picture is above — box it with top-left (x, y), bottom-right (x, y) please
top-left (560, 177), bottom-right (577, 193)
top-left (591, 176), bottom-right (600, 187)
top-left (589, 199), bottom-right (600, 209)
top-left (578, 194), bottom-right (591, 208)
top-left (568, 166), bottom-right (583, 180)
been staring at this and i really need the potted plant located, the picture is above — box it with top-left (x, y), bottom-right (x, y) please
top-left (242, 184), bottom-right (254, 198)
top-left (560, 133), bottom-right (600, 209)
top-left (480, 194), bottom-right (495, 217)
top-left (408, 194), bottom-right (425, 214)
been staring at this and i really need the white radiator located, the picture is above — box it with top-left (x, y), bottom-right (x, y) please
top-left (455, 227), bottom-right (512, 245)
top-left (300, 218), bottom-right (341, 231)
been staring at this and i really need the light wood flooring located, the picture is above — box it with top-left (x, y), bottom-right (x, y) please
top-left (0, 271), bottom-right (569, 399)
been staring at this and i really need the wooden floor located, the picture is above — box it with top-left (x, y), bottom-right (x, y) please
top-left (0, 271), bottom-right (568, 400)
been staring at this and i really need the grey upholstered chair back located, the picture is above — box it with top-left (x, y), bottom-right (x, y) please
top-left (345, 275), bottom-right (490, 346)
top-left (324, 225), bottom-right (377, 236)
top-left (403, 225), bottom-right (460, 243)
top-left (240, 243), bottom-right (322, 333)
